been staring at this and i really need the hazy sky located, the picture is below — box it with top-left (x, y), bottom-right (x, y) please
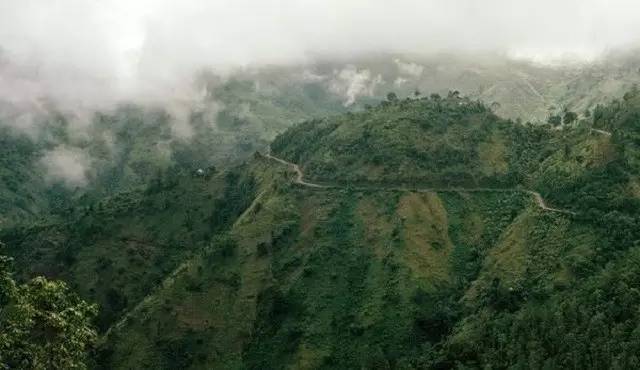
top-left (1, 0), bottom-right (640, 106)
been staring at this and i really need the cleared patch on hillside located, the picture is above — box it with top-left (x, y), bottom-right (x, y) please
top-left (396, 192), bottom-right (453, 285)
top-left (464, 211), bottom-right (530, 301)
top-left (627, 176), bottom-right (640, 199)
top-left (584, 134), bottom-right (616, 168)
top-left (477, 133), bottom-right (508, 176)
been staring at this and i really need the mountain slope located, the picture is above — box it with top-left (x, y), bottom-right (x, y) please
top-left (96, 96), bottom-right (616, 369)
top-left (1, 161), bottom-right (263, 331)
top-left (100, 153), bottom-right (529, 369)
top-left (8, 90), bottom-right (640, 369)
top-left (0, 126), bottom-right (52, 224)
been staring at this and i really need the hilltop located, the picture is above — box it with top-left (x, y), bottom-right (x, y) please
top-left (272, 93), bottom-right (514, 187)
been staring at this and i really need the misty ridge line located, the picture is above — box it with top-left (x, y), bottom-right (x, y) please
top-left (1, 34), bottom-right (638, 192)
top-left (0, 55), bottom-right (465, 190)
top-left (0, 62), bottom-right (372, 189)
top-left (1, 0), bottom-right (639, 134)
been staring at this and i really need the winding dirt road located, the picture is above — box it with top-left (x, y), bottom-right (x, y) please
top-left (524, 190), bottom-right (575, 215)
top-left (265, 153), bottom-right (575, 215)
top-left (591, 128), bottom-right (612, 136)
top-left (265, 154), bottom-right (329, 188)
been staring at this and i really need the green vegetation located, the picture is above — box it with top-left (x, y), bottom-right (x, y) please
top-left (0, 246), bottom-right (97, 369)
top-left (1, 163), bottom-right (258, 331)
top-left (0, 125), bottom-right (74, 225)
top-left (272, 94), bottom-right (515, 186)
top-left (259, 91), bottom-right (640, 367)
top-left (99, 175), bottom-right (528, 368)
top-left (0, 73), bottom-right (346, 224)
top-left (6, 82), bottom-right (640, 369)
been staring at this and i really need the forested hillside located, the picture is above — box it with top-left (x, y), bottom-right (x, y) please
top-left (5, 85), bottom-right (640, 368)
top-left (272, 92), bottom-right (516, 186)
top-left (265, 90), bottom-right (640, 368)
top-left (1, 161), bottom-right (262, 332)
top-left (6, 1), bottom-right (640, 368)
top-left (4, 90), bottom-right (633, 368)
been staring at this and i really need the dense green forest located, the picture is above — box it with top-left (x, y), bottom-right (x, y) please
top-left (1, 244), bottom-right (97, 369)
top-left (4, 83), bottom-right (640, 368)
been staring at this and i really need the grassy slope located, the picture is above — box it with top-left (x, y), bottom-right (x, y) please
top-left (100, 154), bottom-right (529, 369)
top-left (98, 152), bottom-right (630, 368)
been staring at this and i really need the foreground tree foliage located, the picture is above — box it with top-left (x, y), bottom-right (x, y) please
top-left (0, 245), bottom-right (97, 369)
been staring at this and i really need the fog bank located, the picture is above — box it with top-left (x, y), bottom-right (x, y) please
top-left (2, 0), bottom-right (640, 109)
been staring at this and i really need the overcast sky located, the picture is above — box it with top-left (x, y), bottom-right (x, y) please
top-left (1, 0), bottom-right (640, 107)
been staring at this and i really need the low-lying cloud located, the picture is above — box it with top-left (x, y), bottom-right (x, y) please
top-left (40, 146), bottom-right (92, 188)
top-left (394, 59), bottom-right (424, 78)
top-left (2, 0), bottom-right (640, 112)
top-left (330, 66), bottom-right (383, 106)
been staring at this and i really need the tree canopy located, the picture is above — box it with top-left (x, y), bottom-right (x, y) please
top-left (0, 245), bottom-right (97, 370)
